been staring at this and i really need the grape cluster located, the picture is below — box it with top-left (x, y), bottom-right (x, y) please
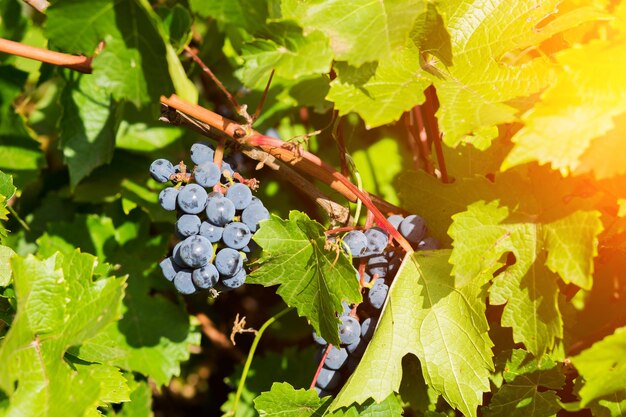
top-left (313, 213), bottom-right (438, 396)
top-left (150, 142), bottom-right (270, 294)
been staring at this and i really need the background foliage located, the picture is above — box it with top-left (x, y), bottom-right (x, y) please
top-left (1, 0), bottom-right (626, 416)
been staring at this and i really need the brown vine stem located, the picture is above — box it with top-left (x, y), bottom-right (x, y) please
top-left (0, 38), bottom-right (93, 73)
top-left (310, 344), bottom-right (333, 390)
top-left (411, 107), bottom-right (436, 175)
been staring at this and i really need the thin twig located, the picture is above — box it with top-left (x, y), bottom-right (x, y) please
top-left (252, 69), bottom-right (275, 122)
top-left (0, 38), bottom-right (92, 73)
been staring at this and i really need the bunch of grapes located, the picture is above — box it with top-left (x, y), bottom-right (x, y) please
top-left (313, 214), bottom-right (438, 396)
top-left (150, 142), bottom-right (269, 295)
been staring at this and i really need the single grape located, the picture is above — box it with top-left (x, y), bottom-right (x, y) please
top-left (222, 222), bottom-right (252, 250)
top-left (176, 214), bottom-right (201, 237)
top-left (398, 214), bottom-right (427, 244)
top-left (177, 184), bottom-right (208, 214)
top-left (387, 214), bottom-right (404, 230)
top-left (368, 278), bottom-right (389, 310)
top-left (315, 386), bottom-right (332, 398)
top-left (241, 204), bottom-right (270, 232)
top-left (323, 346), bottom-right (348, 370)
top-left (192, 263), bottom-right (219, 289)
top-left (219, 268), bottom-right (246, 290)
top-left (159, 257), bottom-right (180, 281)
top-left (190, 142), bottom-right (215, 165)
top-left (315, 367), bottom-right (342, 390)
top-left (361, 317), bottom-right (377, 340)
top-left (338, 316), bottom-right (360, 345)
top-left (199, 221), bottom-right (224, 243)
top-left (179, 235), bottom-right (213, 268)
top-left (194, 161), bottom-right (221, 188)
top-left (312, 331), bottom-right (326, 345)
top-left (159, 187), bottom-right (179, 211)
top-left (226, 183), bottom-right (253, 210)
top-left (366, 255), bottom-right (388, 278)
top-left (173, 270), bottom-right (196, 294)
top-left (342, 230), bottom-right (367, 258)
top-left (418, 236), bottom-right (440, 250)
top-left (215, 248), bottom-right (243, 277)
top-left (362, 227), bottom-right (388, 257)
top-left (206, 193), bottom-right (236, 226)
top-left (172, 241), bottom-right (185, 266)
top-left (150, 159), bottom-right (175, 183)
top-left (361, 271), bottom-right (373, 284)
top-left (347, 337), bottom-right (366, 357)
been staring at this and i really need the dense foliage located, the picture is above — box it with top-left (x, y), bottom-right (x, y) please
top-left (1, 0), bottom-right (625, 416)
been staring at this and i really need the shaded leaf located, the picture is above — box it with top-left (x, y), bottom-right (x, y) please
top-left (254, 382), bottom-right (330, 417)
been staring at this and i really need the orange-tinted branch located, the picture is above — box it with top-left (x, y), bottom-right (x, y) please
top-left (0, 38), bottom-right (93, 73)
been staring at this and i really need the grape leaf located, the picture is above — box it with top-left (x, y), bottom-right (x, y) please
top-left (0, 250), bottom-right (128, 416)
top-left (115, 104), bottom-right (184, 152)
top-left (0, 246), bottom-right (15, 286)
top-left (38, 211), bottom-right (200, 385)
top-left (330, 251), bottom-right (494, 417)
top-left (254, 382), bottom-right (331, 417)
top-left (281, 0), bottom-right (427, 66)
top-left (431, 1), bottom-right (605, 147)
top-left (0, 0), bottom-right (26, 43)
top-left (0, 171), bottom-right (15, 242)
top-left (118, 378), bottom-right (152, 417)
top-left (60, 72), bottom-right (119, 188)
top-left (248, 211), bottom-right (361, 346)
top-left (571, 326), bottom-right (626, 406)
top-left (588, 391), bottom-right (626, 417)
top-left (327, 45), bottom-right (431, 128)
top-left (189, 0), bottom-right (269, 35)
top-left (241, 21), bottom-right (333, 88)
top-left (483, 349), bottom-right (564, 417)
top-left (329, 394), bottom-right (404, 417)
top-left (503, 33), bottom-right (626, 176)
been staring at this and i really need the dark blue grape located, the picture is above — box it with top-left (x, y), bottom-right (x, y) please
top-left (176, 214), bottom-right (201, 237)
top-left (220, 268), bottom-right (246, 290)
top-left (312, 331), bottom-right (326, 345)
top-left (241, 204), bottom-right (270, 232)
top-left (199, 221), bottom-right (223, 243)
top-left (150, 159), bottom-right (175, 183)
top-left (194, 162), bottom-right (221, 188)
top-left (192, 263), bottom-right (219, 289)
top-left (342, 230), bottom-right (367, 258)
top-left (173, 270), bottom-right (196, 294)
top-left (418, 237), bottom-right (440, 250)
top-left (179, 235), bottom-right (213, 268)
top-left (368, 278), bottom-right (388, 310)
top-left (323, 346), bottom-right (348, 370)
top-left (177, 184), bottom-right (208, 214)
top-left (222, 222), bottom-right (251, 250)
top-left (316, 368), bottom-right (342, 390)
top-left (215, 248), bottom-right (243, 277)
top-left (347, 337), bottom-right (366, 357)
top-left (160, 257), bottom-right (180, 281)
top-left (226, 183), bottom-right (252, 210)
top-left (362, 227), bottom-right (388, 257)
top-left (315, 386), bottom-right (332, 398)
top-left (399, 214), bottom-right (427, 244)
top-left (159, 187), bottom-right (179, 211)
top-left (387, 214), bottom-right (404, 230)
top-left (206, 193), bottom-right (236, 226)
top-left (361, 317), bottom-right (377, 340)
top-left (338, 316), bottom-right (360, 345)
top-left (367, 255), bottom-right (388, 278)
top-left (190, 142), bottom-right (215, 165)
top-left (172, 241), bottom-right (185, 266)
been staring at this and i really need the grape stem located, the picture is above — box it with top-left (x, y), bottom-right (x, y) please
top-left (0, 38), bottom-right (93, 73)
top-left (310, 344), bottom-right (333, 390)
top-left (228, 307), bottom-right (294, 417)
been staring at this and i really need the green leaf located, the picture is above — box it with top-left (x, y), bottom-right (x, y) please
top-left (118, 378), bottom-right (152, 417)
top-left (431, 1), bottom-right (605, 147)
top-left (588, 391), bottom-right (626, 417)
top-left (0, 0), bottom-right (27, 43)
top-left (0, 171), bottom-right (16, 241)
top-left (282, 0), bottom-right (427, 66)
top-left (115, 104), bottom-right (184, 152)
top-left (155, 4), bottom-right (193, 52)
top-left (248, 211), bottom-right (361, 346)
top-left (328, 45), bottom-right (431, 128)
top-left (0, 250), bottom-right (128, 416)
top-left (571, 326), bottom-right (626, 406)
top-left (483, 349), bottom-right (564, 417)
top-left (60, 73), bottom-right (119, 188)
top-left (190, 0), bottom-right (269, 35)
top-left (254, 382), bottom-right (331, 417)
top-left (0, 246), bottom-right (16, 286)
top-left (329, 394), bottom-right (404, 417)
top-left (330, 251), bottom-right (493, 417)
top-left (241, 21), bottom-right (333, 88)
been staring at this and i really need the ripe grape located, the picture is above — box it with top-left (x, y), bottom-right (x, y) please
top-left (338, 316), bottom-right (360, 345)
top-left (219, 268), bottom-right (246, 290)
top-left (418, 237), bottom-right (440, 250)
top-left (222, 222), bottom-right (251, 250)
top-left (179, 235), bottom-right (213, 268)
top-left (195, 162), bottom-right (221, 188)
top-left (176, 214), bottom-right (201, 237)
top-left (190, 142), bottom-right (215, 165)
top-left (159, 187), bottom-right (179, 211)
top-left (342, 230), bottom-right (367, 258)
top-left (173, 270), bottom-right (196, 294)
top-left (199, 221), bottom-right (223, 243)
top-left (368, 278), bottom-right (389, 310)
top-left (316, 368), bottom-right (342, 390)
top-left (177, 184), bottom-right (208, 214)
top-left (399, 214), bottom-right (427, 244)
top-left (362, 227), bottom-right (388, 257)
top-left (192, 264), bottom-right (219, 289)
top-left (150, 159), bottom-right (175, 183)
top-left (387, 214), bottom-right (404, 230)
top-left (323, 346), bottom-right (348, 370)
top-left (159, 257), bottom-right (180, 281)
top-left (312, 331), bottom-right (326, 345)
top-left (206, 193), bottom-right (236, 226)
top-left (367, 255), bottom-right (388, 278)
top-left (226, 183), bottom-right (252, 210)
top-left (215, 248), bottom-right (243, 277)
top-left (241, 204), bottom-right (270, 232)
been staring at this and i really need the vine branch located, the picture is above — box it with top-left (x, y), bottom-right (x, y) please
top-left (0, 38), bottom-right (93, 73)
